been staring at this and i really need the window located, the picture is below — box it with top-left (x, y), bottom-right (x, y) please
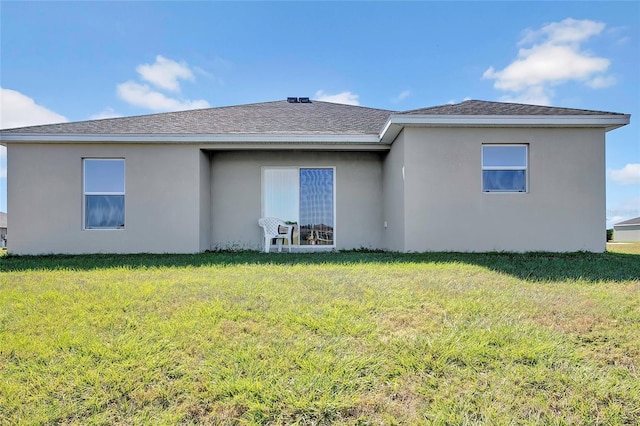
top-left (83, 159), bottom-right (125, 229)
top-left (262, 167), bottom-right (334, 246)
top-left (482, 145), bottom-right (527, 192)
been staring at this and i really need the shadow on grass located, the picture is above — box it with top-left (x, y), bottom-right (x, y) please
top-left (1, 250), bottom-right (639, 282)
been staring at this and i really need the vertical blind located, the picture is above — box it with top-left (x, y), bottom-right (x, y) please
top-left (262, 168), bottom-right (299, 223)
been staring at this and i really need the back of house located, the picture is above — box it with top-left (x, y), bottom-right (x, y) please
top-left (0, 99), bottom-right (630, 254)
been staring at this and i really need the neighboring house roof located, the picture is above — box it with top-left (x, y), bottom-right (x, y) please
top-left (613, 216), bottom-right (640, 227)
top-left (0, 99), bottom-right (630, 146)
top-left (0, 212), bottom-right (6, 228)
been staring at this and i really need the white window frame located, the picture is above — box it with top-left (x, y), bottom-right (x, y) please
top-left (261, 166), bottom-right (336, 248)
top-left (481, 144), bottom-right (528, 193)
top-left (83, 158), bottom-right (125, 230)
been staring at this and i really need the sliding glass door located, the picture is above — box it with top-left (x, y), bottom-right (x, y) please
top-left (262, 167), bottom-right (334, 246)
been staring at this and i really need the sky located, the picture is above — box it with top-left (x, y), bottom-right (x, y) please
top-left (1, 1), bottom-right (638, 227)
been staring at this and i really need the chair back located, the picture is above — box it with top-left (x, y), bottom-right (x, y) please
top-left (258, 217), bottom-right (284, 237)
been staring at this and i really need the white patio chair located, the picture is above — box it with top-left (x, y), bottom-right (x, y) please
top-left (258, 217), bottom-right (294, 253)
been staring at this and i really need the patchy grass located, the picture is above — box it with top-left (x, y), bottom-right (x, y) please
top-left (1, 250), bottom-right (639, 424)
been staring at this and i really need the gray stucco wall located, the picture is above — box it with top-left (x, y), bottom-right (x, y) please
top-left (210, 151), bottom-right (384, 250)
top-left (7, 143), bottom-right (205, 254)
top-left (6, 125), bottom-right (609, 254)
top-left (400, 127), bottom-right (607, 252)
top-left (382, 131), bottom-right (405, 251)
top-left (199, 150), bottom-right (212, 251)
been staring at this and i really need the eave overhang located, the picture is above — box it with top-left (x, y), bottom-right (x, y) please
top-left (379, 114), bottom-right (631, 144)
top-left (0, 133), bottom-right (385, 150)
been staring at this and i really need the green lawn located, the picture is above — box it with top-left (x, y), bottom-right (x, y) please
top-left (1, 247), bottom-right (639, 425)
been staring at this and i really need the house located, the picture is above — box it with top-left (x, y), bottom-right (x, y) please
top-left (0, 99), bottom-right (630, 255)
top-left (0, 212), bottom-right (6, 248)
top-left (613, 217), bottom-right (640, 242)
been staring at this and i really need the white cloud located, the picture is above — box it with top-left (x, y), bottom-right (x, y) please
top-left (519, 18), bottom-right (605, 46)
top-left (483, 18), bottom-right (614, 105)
top-left (484, 44), bottom-right (610, 92)
top-left (498, 86), bottom-right (554, 106)
top-left (314, 90), bottom-right (360, 106)
top-left (117, 56), bottom-right (210, 112)
top-left (586, 75), bottom-right (616, 89)
top-left (0, 87), bottom-right (67, 129)
top-left (117, 81), bottom-right (210, 112)
top-left (392, 90), bottom-right (411, 103)
top-left (136, 55), bottom-right (195, 92)
top-left (90, 107), bottom-right (122, 120)
top-left (610, 163), bottom-right (640, 185)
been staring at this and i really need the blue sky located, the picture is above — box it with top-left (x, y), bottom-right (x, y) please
top-left (1, 1), bottom-right (638, 226)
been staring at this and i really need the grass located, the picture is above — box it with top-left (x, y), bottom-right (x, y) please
top-left (607, 241), bottom-right (640, 255)
top-left (1, 245), bottom-right (639, 425)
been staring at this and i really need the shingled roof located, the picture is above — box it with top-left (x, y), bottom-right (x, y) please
top-left (402, 100), bottom-right (626, 116)
top-left (1, 99), bottom-right (629, 141)
top-left (1, 100), bottom-right (395, 135)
